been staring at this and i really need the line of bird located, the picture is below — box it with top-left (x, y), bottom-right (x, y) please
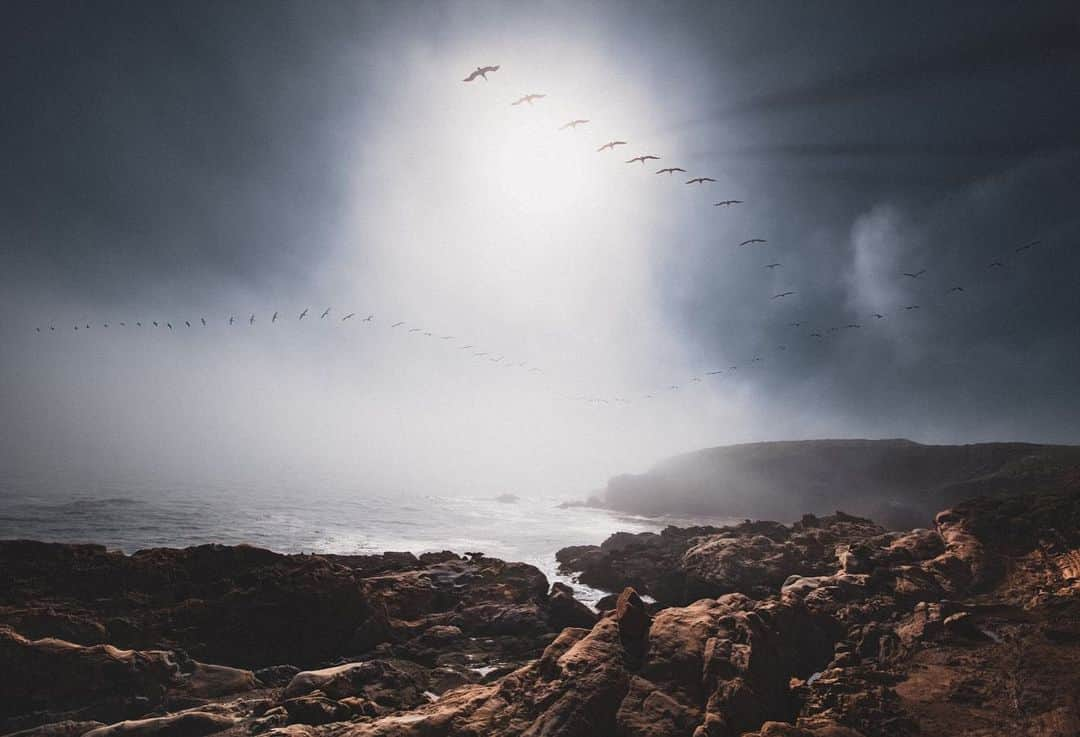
top-left (465, 64), bottom-right (731, 191)
top-left (35, 310), bottom-right (546, 376)
top-left (460, 62), bottom-right (1052, 403)
top-left (31, 229), bottom-right (1048, 409)
top-left (28, 232), bottom-right (1047, 407)
top-left (29, 64), bottom-right (1052, 411)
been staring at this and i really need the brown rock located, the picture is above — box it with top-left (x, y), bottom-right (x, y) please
top-left (282, 696), bottom-right (351, 726)
top-left (1, 722), bottom-right (105, 737)
top-left (80, 713), bottom-right (233, 737)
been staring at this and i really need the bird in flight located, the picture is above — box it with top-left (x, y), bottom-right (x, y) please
top-left (136, 322), bottom-right (142, 327)
top-left (706, 370), bottom-right (723, 375)
top-left (362, 314), bottom-right (374, 322)
top-left (299, 308), bottom-right (309, 320)
top-left (655, 167), bottom-right (686, 174)
top-left (559, 119), bottom-right (589, 130)
top-left (714, 200), bottom-right (743, 207)
top-left (845, 324), bottom-right (861, 329)
top-left (459, 344), bottom-right (473, 350)
top-left (185, 321), bottom-right (191, 328)
top-left (626, 155), bottom-right (660, 165)
top-left (771, 291), bottom-right (796, 299)
top-left (988, 260), bottom-right (1005, 268)
top-left (511, 93), bottom-right (546, 106)
top-left (765, 263), bottom-right (782, 269)
top-left (228, 315), bottom-right (235, 326)
top-left (462, 65), bottom-right (499, 82)
top-left (904, 305), bottom-right (921, 310)
top-left (789, 321), bottom-right (803, 327)
top-left (1015, 240), bottom-right (1040, 253)
top-left (408, 327), bottom-right (421, 333)
top-left (342, 313), bottom-right (355, 321)
top-left (948, 286), bottom-right (965, 293)
top-left (902, 269), bottom-right (926, 279)
top-left (740, 238), bottom-right (767, 246)
top-left (440, 335), bottom-right (454, 340)
top-left (597, 141), bottom-right (628, 152)
top-left (200, 317), bottom-right (207, 326)
top-left (320, 308), bottom-right (330, 319)
top-left (249, 314), bottom-right (255, 325)
top-left (810, 332), bottom-right (823, 338)
top-left (873, 313), bottom-right (884, 319)
top-left (391, 321), bottom-right (404, 328)
top-left (686, 177), bottom-right (716, 184)
top-left (271, 311), bottom-right (278, 323)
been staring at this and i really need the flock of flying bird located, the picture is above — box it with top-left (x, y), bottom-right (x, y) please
top-left (31, 62), bottom-right (1050, 409)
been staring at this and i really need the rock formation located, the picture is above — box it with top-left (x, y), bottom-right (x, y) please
top-left (2, 481), bottom-right (1079, 736)
top-left (581, 439), bottom-right (1080, 529)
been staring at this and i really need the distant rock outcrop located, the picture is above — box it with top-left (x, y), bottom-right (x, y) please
top-left (584, 438), bottom-right (1080, 528)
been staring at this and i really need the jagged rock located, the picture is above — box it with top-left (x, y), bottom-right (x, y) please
top-left (184, 662), bottom-right (259, 698)
top-left (547, 583), bottom-right (599, 630)
top-left (81, 713), bottom-right (233, 737)
top-left (1, 722), bottom-right (105, 737)
top-left (282, 696), bottom-right (351, 726)
top-left (248, 707), bottom-right (288, 735)
top-left (3, 483), bottom-right (1079, 737)
top-left (745, 720), bottom-right (866, 736)
top-left (0, 626), bottom-right (181, 729)
top-left (0, 542), bottom-right (373, 668)
top-left (558, 514), bottom-right (886, 606)
top-left (283, 660), bottom-right (426, 711)
top-left (253, 665), bottom-right (301, 688)
top-left (0, 540), bottom-right (591, 702)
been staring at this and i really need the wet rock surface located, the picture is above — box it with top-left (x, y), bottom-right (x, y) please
top-left (2, 481), bottom-right (1079, 737)
top-left (556, 513), bottom-right (886, 605)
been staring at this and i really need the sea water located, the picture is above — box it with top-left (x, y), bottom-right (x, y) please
top-left (0, 469), bottom-right (723, 606)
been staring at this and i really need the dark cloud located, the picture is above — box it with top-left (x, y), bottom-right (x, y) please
top-left (1, 0), bottom-right (1078, 493)
top-left (0, 1), bottom-right (378, 302)
top-left (711, 15), bottom-right (1080, 118)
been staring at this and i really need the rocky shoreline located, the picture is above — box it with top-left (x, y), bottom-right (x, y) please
top-left (3, 482), bottom-right (1079, 737)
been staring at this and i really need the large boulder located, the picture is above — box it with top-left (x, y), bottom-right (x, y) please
top-left (0, 626), bottom-right (257, 733)
top-left (283, 660), bottom-right (426, 711)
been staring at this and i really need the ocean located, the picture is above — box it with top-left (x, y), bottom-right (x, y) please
top-left (0, 472), bottom-right (723, 605)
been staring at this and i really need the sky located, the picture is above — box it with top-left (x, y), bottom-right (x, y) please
top-left (1, 1), bottom-right (1079, 499)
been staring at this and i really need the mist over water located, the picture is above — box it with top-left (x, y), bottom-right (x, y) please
top-left (1, 1), bottom-right (1078, 564)
top-left (0, 466), bottom-right (729, 605)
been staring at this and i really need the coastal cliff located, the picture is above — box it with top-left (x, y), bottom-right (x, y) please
top-left (581, 439), bottom-right (1080, 529)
